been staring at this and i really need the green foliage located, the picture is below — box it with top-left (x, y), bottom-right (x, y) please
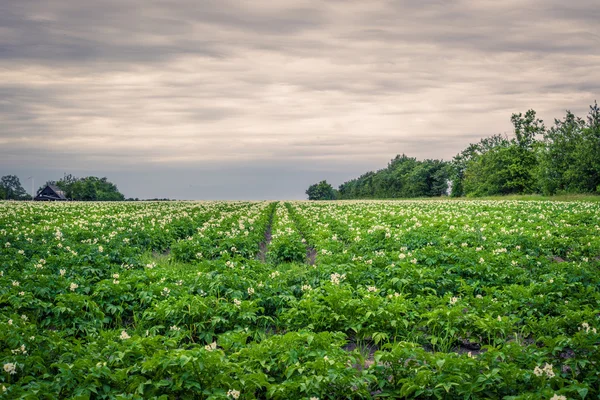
top-left (453, 103), bottom-right (600, 197)
top-left (310, 102), bottom-right (598, 199)
top-left (0, 175), bottom-right (29, 200)
top-left (537, 102), bottom-right (600, 195)
top-left (306, 180), bottom-right (337, 200)
top-left (2, 199), bottom-right (600, 399)
top-left (45, 175), bottom-right (126, 201)
top-left (267, 203), bottom-right (307, 263)
top-left (458, 111), bottom-right (541, 197)
top-left (337, 155), bottom-right (450, 199)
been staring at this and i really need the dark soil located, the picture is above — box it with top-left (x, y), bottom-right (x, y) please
top-left (257, 208), bottom-right (275, 262)
top-left (306, 246), bottom-right (317, 266)
top-left (152, 248), bottom-right (171, 258)
top-left (343, 339), bottom-right (379, 370)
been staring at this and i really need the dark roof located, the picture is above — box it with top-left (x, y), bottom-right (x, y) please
top-left (47, 185), bottom-right (67, 198)
top-left (34, 184), bottom-right (67, 201)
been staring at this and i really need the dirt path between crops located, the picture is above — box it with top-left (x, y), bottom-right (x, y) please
top-left (306, 246), bottom-right (317, 266)
top-left (257, 203), bottom-right (276, 262)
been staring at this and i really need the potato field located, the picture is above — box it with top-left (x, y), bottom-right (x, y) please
top-left (1, 200), bottom-right (599, 399)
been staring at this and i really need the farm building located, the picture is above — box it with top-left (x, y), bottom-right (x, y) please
top-left (34, 185), bottom-right (68, 201)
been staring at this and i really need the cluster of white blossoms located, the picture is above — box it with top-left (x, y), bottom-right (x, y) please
top-left (69, 283), bottom-right (78, 291)
top-left (233, 299), bottom-right (242, 308)
top-left (492, 247), bottom-right (508, 255)
top-left (579, 322), bottom-right (597, 334)
top-left (330, 273), bottom-right (346, 285)
top-left (161, 287), bottom-right (170, 297)
top-left (120, 331), bottom-right (131, 340)
top-left (170, 325), bottom-right (181, 331)
top-left (550, 395), bottom-right (567, 400)
top-left (145, 262), bottom-right (156, 269)
top-left (533, 363), bottom-right (555, 378)
top-left (367, 286), bottom-right (377, 292)
top-left (121, 263), bottom-right (135, 270)
top-left (449, 296), bottom-right (459, 305)
top-left (227, 389), bottom-right (240, 399)
top-left (113, 273), bottom-right (120, 284)
top-left (269, 271), bottom-right (280, 279)
top-left (3, 363), bottom-right (17, 375)
top-left (204, 341), bottom-right (217, 351)
top-left (247, 287), bottom-right (254, 296)
top-left (301, 284), bottom-right (312, 292)
top-left (59, 269), bottom-right (66, 276)
top-left (11, 345), bottom-right (27, 355)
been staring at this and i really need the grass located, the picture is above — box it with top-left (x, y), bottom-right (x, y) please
top-left (334, 194), bottom-right (600, 202)
top-left (466, 193), bottom-right (600, 202)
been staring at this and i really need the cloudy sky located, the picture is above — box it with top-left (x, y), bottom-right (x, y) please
top-left (1, 0), bottom-right (598, 199)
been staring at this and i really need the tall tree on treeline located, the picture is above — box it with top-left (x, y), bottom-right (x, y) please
top-left (537, 101), bottom-right (600, 194)
top-left (0, 175), bottom-right (29, 200)
top-left (507, 109), bottom-right (545, 193)
top-left (457, 110), bottom-right (544, 196)
top-left (306, 180), bottom-right (337, 200)
top-left (581, 101), bottom-right (600, 193)
top-left (537, 110), bottom-right (586, 194)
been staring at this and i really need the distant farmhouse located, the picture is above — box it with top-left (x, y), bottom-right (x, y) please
top-left (34, 185), bottom-right (68, 201)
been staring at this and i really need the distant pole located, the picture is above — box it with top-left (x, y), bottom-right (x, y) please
top-left (27, 176), bottom-right (34, 200)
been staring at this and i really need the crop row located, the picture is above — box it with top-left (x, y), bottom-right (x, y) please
top-left (1, 200), bottom-right (599, 399)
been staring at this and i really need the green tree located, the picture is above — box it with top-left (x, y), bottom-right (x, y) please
top-left (337, 154), bottom-right (449, 199)
top-left (43, 175), bottom-right (125, 201)
top-left (511, 109), bottom-right (545, 150)
top-left (0, 175), bottom-right (29, 200)
top-left (536, 102), bottom-right (600, 194)
top-left (306, 180), bottom-right (337, 200)
top-left (460, 110), bottom-right (544, 196)
top-left (537, 110), bottom-right (586, 194)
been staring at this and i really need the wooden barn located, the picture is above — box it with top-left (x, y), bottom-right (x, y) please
top-left (34, 185), bottom-right (68, 201)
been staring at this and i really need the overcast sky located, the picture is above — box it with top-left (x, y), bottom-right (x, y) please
top-left (1, 0), bottom-right (599, 199)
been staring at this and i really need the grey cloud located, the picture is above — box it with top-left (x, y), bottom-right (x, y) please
top-left (0, 0), bottom-right (599, 199)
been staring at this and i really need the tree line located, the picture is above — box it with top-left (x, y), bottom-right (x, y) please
top-left (307, 101), bottom-right (600, 200)
top-left (44, 174), bottom-right (125, 201)
top-left (0, 174), bottom-right (125, 201)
